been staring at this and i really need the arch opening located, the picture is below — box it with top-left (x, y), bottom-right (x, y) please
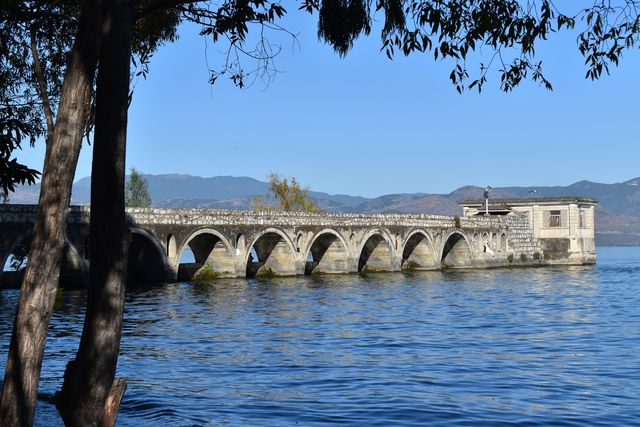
top-left (2, 242), bottom-right (28, 273)
top-left (246, 231), bottom-right (297, 278)
top-left (402, 232), bottom-right (436, 270)
top-left (1, 236), bottom-right (87, 289)
top-left (178, 231), bottom-right (235, 280)
top-left (358, 234), bottom-right (393, 272)
top-left (128, 230), bottom-right (170, 285)
top-left (441, 232), bottom-right (473, 268)
top-left (305, 232), bottom-right (349, 274)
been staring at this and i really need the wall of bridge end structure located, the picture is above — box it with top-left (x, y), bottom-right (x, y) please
top-left (437, 226), bottom-right (517, 269)
top-left (448, 216), bottom-right (551, 268)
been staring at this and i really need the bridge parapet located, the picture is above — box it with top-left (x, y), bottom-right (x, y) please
top-left (1, 204), bottom-right (519, 230)
top-left (123, 206), bottom-right (511, 228)
top-left (0, 204), bottom-right (91, 224)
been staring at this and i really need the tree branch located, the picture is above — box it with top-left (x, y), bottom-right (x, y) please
top-left (29, 27), bottom-right (55, 142)
top-left (137, 0), bottom-right (203, 17)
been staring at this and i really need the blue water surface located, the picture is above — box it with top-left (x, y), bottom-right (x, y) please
top-left (1, 246), bottom-right (639, 426)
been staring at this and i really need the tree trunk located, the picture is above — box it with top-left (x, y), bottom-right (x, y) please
top-left (0, 3), bottom-right (101, 426)
top-left (56, 0), bottom-right (134, 425)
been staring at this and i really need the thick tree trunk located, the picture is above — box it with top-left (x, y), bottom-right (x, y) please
top-left (56, 1), bottom-right (134, 425)
top-left (0, 3), bottom-right (101, 426)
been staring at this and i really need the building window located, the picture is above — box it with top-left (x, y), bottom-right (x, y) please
top-left (549, 210), bottom-right (561, 227)
top-left (579, 209), bottom-right (586, 228)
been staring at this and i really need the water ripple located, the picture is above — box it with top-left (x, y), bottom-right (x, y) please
top-left (1, 247), bottom-right (639, 425)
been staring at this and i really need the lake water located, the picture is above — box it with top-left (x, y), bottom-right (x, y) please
top-left (1, 246), bottom-right (639, 426)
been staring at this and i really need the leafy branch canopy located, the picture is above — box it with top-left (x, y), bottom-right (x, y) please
top-left (301, 0), bottom-right (640, 92)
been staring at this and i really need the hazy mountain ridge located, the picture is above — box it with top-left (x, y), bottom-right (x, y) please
top-left (8, 174), bottom-right (640, 245)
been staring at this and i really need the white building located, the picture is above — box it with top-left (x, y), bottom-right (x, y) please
top-left (459, 197), bottom-right (597, 264)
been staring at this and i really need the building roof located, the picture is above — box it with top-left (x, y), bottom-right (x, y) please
top-left (458, 196), bottom-right (598, 207)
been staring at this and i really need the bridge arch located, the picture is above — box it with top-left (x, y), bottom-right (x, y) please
top-left (357, 228), bottom-right (395, 272)
top-left (304, 229), bottom-right (351, 274)
top-left (178, 228), bottom-right (236, 279)
top-left (440, 230), bottom-right (473, 268)
top-left (245, 227), bottom-right (298, 277)
top-left (128, 228), bottom-right (172, 284)
top-left (401, 229), bottom-right (437, 270)
top-left (1, 232), bottom-right (88, 288)
top-left (1, 231), bottom-right (32, 273)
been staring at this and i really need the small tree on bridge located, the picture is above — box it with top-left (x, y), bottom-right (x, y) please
top-left (125, 167), bottom-right (151, 208)
top-left (253, 173), bottom-right (320, 213)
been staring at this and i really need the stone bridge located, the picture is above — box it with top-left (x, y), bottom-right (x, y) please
top-left (0, 205), bottom-right (542, 287)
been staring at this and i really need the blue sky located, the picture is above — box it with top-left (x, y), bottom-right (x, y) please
top-left (17, 9), bottom-right (640, 198)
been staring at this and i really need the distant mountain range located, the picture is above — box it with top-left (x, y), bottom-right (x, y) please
top-left (9, 174), bottom-right (640, 246)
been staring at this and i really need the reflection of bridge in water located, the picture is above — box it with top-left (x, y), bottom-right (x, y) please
top-left (0, 205), bottom-right (542, 287)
